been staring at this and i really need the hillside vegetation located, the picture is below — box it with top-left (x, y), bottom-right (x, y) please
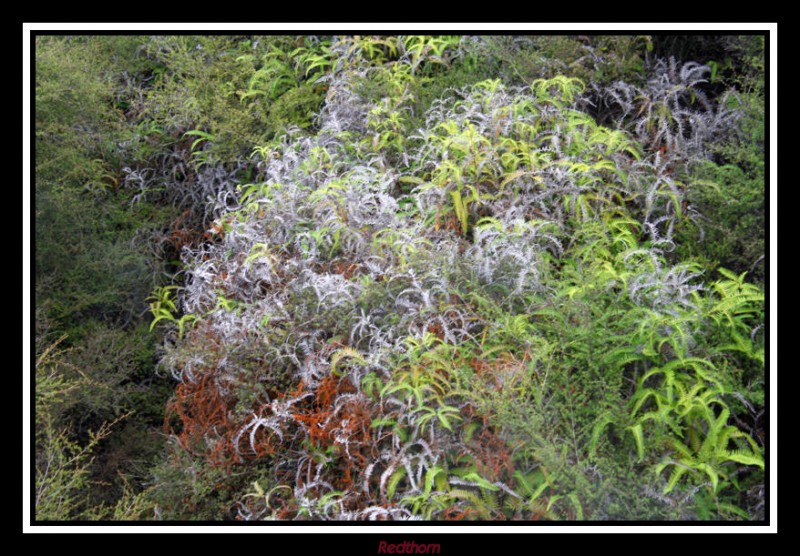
top-left (33, 34), bottom-right (766, 521)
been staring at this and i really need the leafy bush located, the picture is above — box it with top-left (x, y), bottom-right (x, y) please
top-left (148, 36), bottom-right (764, 520)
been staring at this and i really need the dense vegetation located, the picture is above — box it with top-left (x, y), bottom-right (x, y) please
top-left (33, 34), bottom-right (766, 521)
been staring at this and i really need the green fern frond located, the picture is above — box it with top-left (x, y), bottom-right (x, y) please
top-left (330, 347), bottom-right (367, 376)
top-left (386, 467), bottom-right (407, 501)
top-left (696, 462), bottom-right (720, 492)
top-left (723, 449), bottom-right (764, 469)
top-left (663, 463), bottom-right (689, 494)
top-left (628, 423), bottom-right (645, 461)
top-left (718, 502), bottom-right (749, 519)
top-left (589, 413), bottom-right (616, 456)
top-left (532, 76), bottom-right (586, 107)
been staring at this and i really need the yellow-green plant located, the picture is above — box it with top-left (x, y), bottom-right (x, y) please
top-left (147, 285), bottom-right (197, 337)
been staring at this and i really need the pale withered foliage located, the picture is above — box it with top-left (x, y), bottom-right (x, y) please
top-left (585, 57), bottom-right (741, 164)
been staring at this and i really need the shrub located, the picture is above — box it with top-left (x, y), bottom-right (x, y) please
top-left (149, 37), bottom-right (764, 520)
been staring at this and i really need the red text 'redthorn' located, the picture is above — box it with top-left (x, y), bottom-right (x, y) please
top-left (377, 541), bottom-right (441, 554)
